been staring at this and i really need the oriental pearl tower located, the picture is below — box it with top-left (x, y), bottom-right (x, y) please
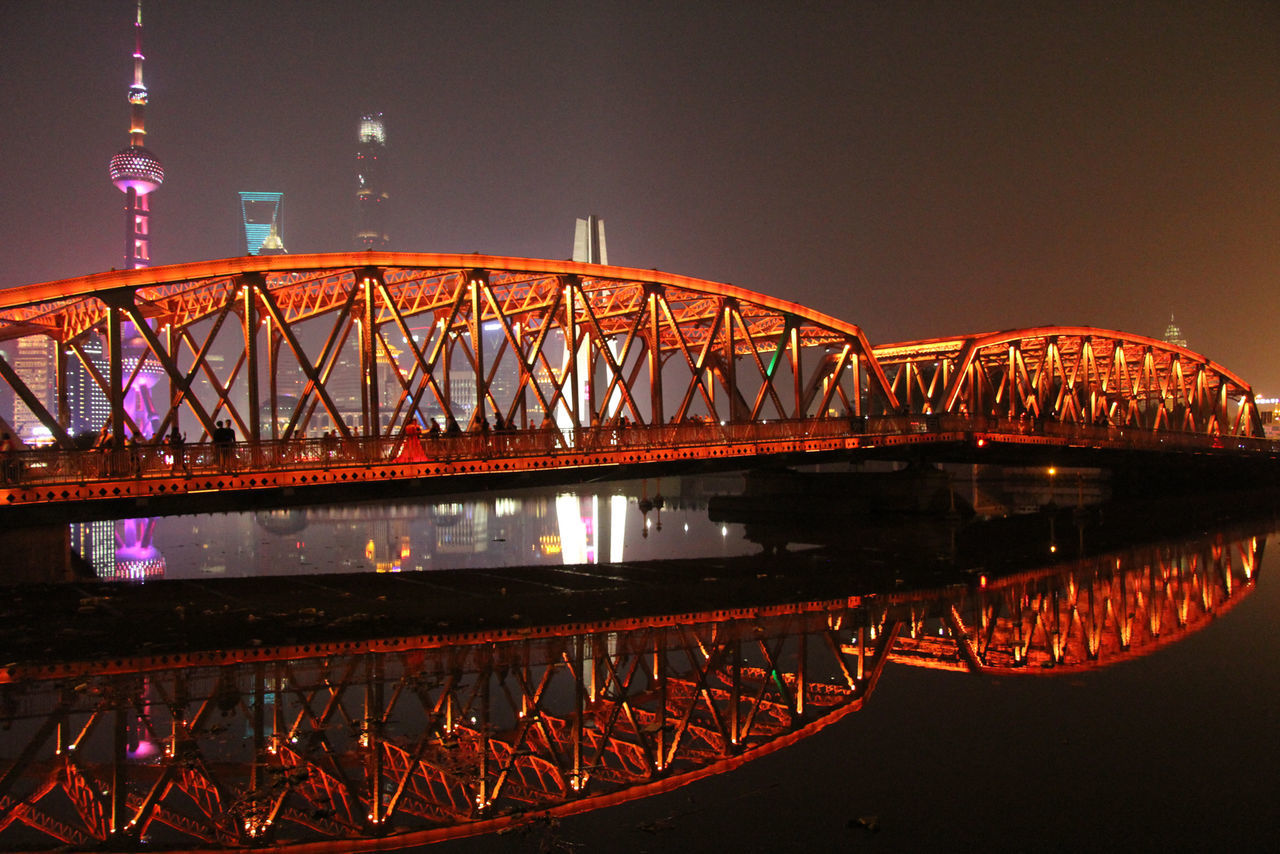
top-left (108, 0), bottom-right (163, 269)
top-left (103, 1), bottom-right (169, 588)
top-left (105, 0), bottom-right (163, 439)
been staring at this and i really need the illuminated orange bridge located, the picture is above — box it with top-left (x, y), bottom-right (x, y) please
top-left (0, 253), bottom-right (1273, 512)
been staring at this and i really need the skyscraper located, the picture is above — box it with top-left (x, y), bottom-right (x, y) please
top-left (559, 216), bottom-right (611, 430)
top-left (573, 215), bottom-right (607, 265)
top-left (354, 113), bottom-right (389, 249)
top-left (108, 0), bottom-right (163, 269)
top-left (1163, 315), bottom-right (1188, 349)
top-left (11, 338), bottom-right (52, 443)
top-left (239, 191), bottom-right (287, 255)
top-left (68, 335), bottom-right (110, 439)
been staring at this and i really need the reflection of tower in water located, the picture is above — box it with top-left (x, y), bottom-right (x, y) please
top-left (69, 518), bottom-right (166, 580)
top-left (555, 492), bottom-right (627, 565)
top-left (364, 516), bottom-right (412, 572)
top-left (112, 518), bottom-right (166, 580)
top-left (433, 502), bottom-right (489, 555)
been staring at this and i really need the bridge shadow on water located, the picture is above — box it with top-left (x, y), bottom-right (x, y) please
top-left (0, 473), bottom-right (1276, 851)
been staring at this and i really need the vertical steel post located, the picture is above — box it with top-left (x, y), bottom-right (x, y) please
top-left (790, 325), bottom-right (801, 418)
top-left (107, 305), bottom-right (125, 444)
top-left (442, 321), bottom-right (453, 423)
top-left (55, 342), bottom-right (69, 432)
top-left (566, 280), bottom-right (579, 429)
top-left (470, 272), bottom-right (485, 428)
top-left (723, 302), bottom-right (737, 422)
top-left (648, 289), bottom-right (663, 426)
top-left (267, 322), bottom-right (280, 442)
top-left (243, 278), bottom-right (260, 443)
top-left (362, 270), bottom-right (381, 437)
top-left (166, 321), bottom-right (180, 436)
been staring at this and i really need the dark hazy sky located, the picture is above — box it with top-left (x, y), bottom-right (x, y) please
top-left (4, 1), bottom-right (1280, 390)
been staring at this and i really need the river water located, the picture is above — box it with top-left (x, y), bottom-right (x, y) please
top-left (3, 467), bottom-right (1278, 852)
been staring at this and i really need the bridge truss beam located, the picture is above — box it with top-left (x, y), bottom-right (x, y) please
top-left (0, 254), bottom-right (897, 450)
top-left (874, 327), bottom-right (1263, 436)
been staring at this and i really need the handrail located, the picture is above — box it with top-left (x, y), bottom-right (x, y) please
top-left (2, 415), bottom-right (1275, 491)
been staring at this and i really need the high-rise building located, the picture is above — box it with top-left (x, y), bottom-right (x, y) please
top-left (354, 113), bottom-right (389, 249)
top-left (239, 191), bottom-right (287, 255)
top-left (11, 338), bottom-right (52, 443)
top-left (68, 335), bottom-right (110, 440)
top-left (108, 0), bottom-right (163, 269)
top-left (561, 216), bottom-right (611, 428)
top-left (1163, 315), bottom-right (1188, 349)
top-left (573, 215), bottom-right (607, 265)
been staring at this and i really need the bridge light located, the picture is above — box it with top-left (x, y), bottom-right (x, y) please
top-left (976, 438), bottom-right (986, 447)
top-left (1048, 467), bottom-right (1057, 477)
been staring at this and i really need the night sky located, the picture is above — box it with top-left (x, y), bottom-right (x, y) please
top-left (4, 1), bottom-right (1280, 390)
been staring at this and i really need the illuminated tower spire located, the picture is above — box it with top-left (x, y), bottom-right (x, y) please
top-left (108, 0), bottom-right (164, 269)
top-left (1163, 314), bottom-right (1188, 349)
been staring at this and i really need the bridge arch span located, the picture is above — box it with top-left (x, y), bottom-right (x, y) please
top-left (0, 252), bottom-right (900, 449)
top-left (873, 325), bottom-right (1262, 436)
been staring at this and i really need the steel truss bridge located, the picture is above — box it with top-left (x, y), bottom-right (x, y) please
top-left (0, 527), bottom-right (1258, 851)
top-left (0, 254), bottom-right (1270, 511)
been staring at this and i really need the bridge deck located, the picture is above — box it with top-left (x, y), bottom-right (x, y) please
top-left (3, 415), bottom-right (1277, 517)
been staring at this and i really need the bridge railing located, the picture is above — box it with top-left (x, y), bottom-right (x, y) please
top-left (0, 415), bottom-right (1273, 491)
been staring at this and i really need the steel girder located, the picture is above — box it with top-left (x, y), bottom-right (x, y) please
top-left (874, 327), bottom-right (1263, 437)
top-left (0, 605), bottom-right (885, 850)
top-left (0, 254), bottom-right (896, 449)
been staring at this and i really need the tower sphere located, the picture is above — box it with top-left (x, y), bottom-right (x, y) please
top-left (109, 145), bottom-right (164, 194)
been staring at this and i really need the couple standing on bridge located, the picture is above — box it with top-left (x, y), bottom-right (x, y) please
top-left (212, 421), bottom-right (237, 471)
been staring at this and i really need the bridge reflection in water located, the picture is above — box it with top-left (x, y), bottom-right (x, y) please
top-left (0, 524), bottom-right (1260, 851)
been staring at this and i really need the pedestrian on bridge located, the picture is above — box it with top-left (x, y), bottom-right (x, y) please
top-left (398, 420), bottom-right (427, 463)
top-left (0, 433), bottom-right (19, 484)
top-left (168, 429), bottom-right (186, 474)
top-left (213, 421), bottom-right (236, 472)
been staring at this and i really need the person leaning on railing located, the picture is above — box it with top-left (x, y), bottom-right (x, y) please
top-left (168, 428), bottom-right (186, 474)
top-left (0, 433), bottom-right (20, 484)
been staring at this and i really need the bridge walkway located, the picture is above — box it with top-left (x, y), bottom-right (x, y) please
top-left (3, 414), bottom-right (1277, 515)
